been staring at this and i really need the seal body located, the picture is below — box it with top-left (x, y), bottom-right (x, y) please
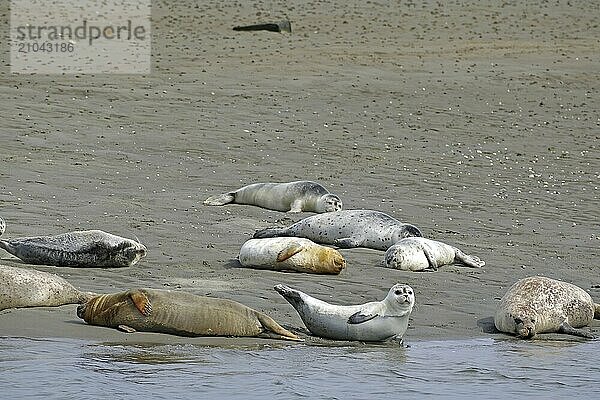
top-left (0, 264), bottom-right (95, 311)
top-left (239, 238), bottom-right (346, 274)
top-left (0, 230), bottom-right (147, 268)
top-left (274, 283), bottom-right (414, 341)
top-left (204, 181), bottom-right (343, 213)
top-left (494, 276), bottom-right (600, 339)
top-left (77, 288), bottom-right (301, 341)
top-left (384, 237), bottom-right (485, 271)
top-left (254, 210), bottom-right (422, 251)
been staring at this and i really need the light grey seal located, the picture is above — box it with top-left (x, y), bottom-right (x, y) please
top-left (384, 237), bottom-right (485, 271)
top-left (274, 283), bottom-right (415, 342)
top-left (239, 237), bottom-right (346, 274)
top-left (0, 228), bottom-right (147, 268)
top-left (77, 288), bottom-right (302, 341)
top-left (254, 209), bottom-right (422, 251)
top-left (203, 181), bottom-right (343, 213)
top-left (494, 276), bottom-right (600, 339)
top-left (0, 264), bottom-right (96, 311)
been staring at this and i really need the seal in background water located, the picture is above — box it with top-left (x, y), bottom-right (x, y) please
top-left (255, 209), bottom-right (422, 251)
top-left (78, 288), bottom-right (302, 341)
top-left (494, 276), bottom-right (600, 339)
top-left (0, 264), bottom-right (96, 311)
top-left (274, 283), bottom-right (414, 342)
top-left (204, 181), bottom-right (342, 213)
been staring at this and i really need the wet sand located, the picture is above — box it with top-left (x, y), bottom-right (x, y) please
top-left (1, 0), bottom-right (599, 344)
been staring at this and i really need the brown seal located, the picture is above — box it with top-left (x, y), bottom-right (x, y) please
top-left (77, 288), bottom-right (302, 341)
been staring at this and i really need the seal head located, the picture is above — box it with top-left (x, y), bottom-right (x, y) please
top-left (315, 194), bottom-right (343, 213)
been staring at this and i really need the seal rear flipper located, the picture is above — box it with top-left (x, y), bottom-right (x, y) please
top-left (129, 290), bottom-right (152, 316)
top-left (276, 244), bottom-right (304, 262)
top-left (203, 192), bottom-right (235, 206)
top-left (347, 311), bottom-right (379, 324)
top-left (118, 325), bottom-right (137, 333)
top-left (254, 227), bottom-right (288, 239)
top-left (557, 321), bottom-right (596, 339)
top-left (333, 237), bottom-right (363, 249)
top-left (256, 312), bottom-right (303, 341)
top-left (454, 248), bottom-right (485, 268)
top-left (0, 240), bottom-right (16, 254)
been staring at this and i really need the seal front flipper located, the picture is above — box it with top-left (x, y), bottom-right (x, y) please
top-left (333, 237), bottom-right (364, 249)
top-left (289, 199), bottom-right (304, 213)
top-left (276, 244), bottom-right (304, 262)
top-left (118, 325), bottom-right (137, 333)
top-left (129, 289), bottom-right (152, 316)
top-left (557, 321), bottom-right (596, 339)
top-left (421, 246), bottom-right (439, 271)
top-left (204, 192), bottom-right (235, 206)
top-left (347, 311), bottom-right (379, 324)
top-left (454, 248), bottom-right (485, 268)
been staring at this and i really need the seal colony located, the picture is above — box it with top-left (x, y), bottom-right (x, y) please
top-left (204, 181), bottom-right (343, 213)
top-left (0, 264), bottom-right (96, 311)
top-left (3, 168), bottom-right (597, 346)
top-left (254, 209), bottom-right (422, 251)
top-left (238, 237), bottom-right (346, 274)
top-left (494, 276), bottom-right (600, 339)
top-left (384, 237), bottom-right (485, 271)
top-left (0, 226), bottom-right (147, 268)
top-left (77, 288), bottom-right (302, 341)
top-left (274, 283), bottom-right (414, 342)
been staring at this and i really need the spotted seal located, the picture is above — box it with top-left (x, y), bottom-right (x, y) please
top-left (0, 264), bottom-right (96, 311)
top-left (274, 283), bottom-right (414, 342)
top-left (238, 237), bottom-right (346, 274)
top-left (0, 228), bottom-right (147, 268)
top-left (203, 181), bottom-right (343, 213)
top-left (77, 288), bottom-right (302, 341)
top-left (254, 210), bottom-right (422, 251)
top-left (494, 276), bottom-right (600, 339)
top-left (384, 237), bottom-right (485, 271)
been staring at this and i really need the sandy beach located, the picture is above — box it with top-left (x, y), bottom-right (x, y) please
top-left (1, 0), bottom-right (599, 345)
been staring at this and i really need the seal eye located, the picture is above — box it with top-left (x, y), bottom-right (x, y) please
top-left (514, 317), bottom-right (523, 325)
top-left (394, 290), bottom-right (402, 295)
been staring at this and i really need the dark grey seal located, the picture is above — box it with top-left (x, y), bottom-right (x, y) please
top-left (0, 221), bottom-right (147, 268)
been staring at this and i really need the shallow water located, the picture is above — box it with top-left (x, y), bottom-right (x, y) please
top-left (1, 336), bottom-right (598, 399)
